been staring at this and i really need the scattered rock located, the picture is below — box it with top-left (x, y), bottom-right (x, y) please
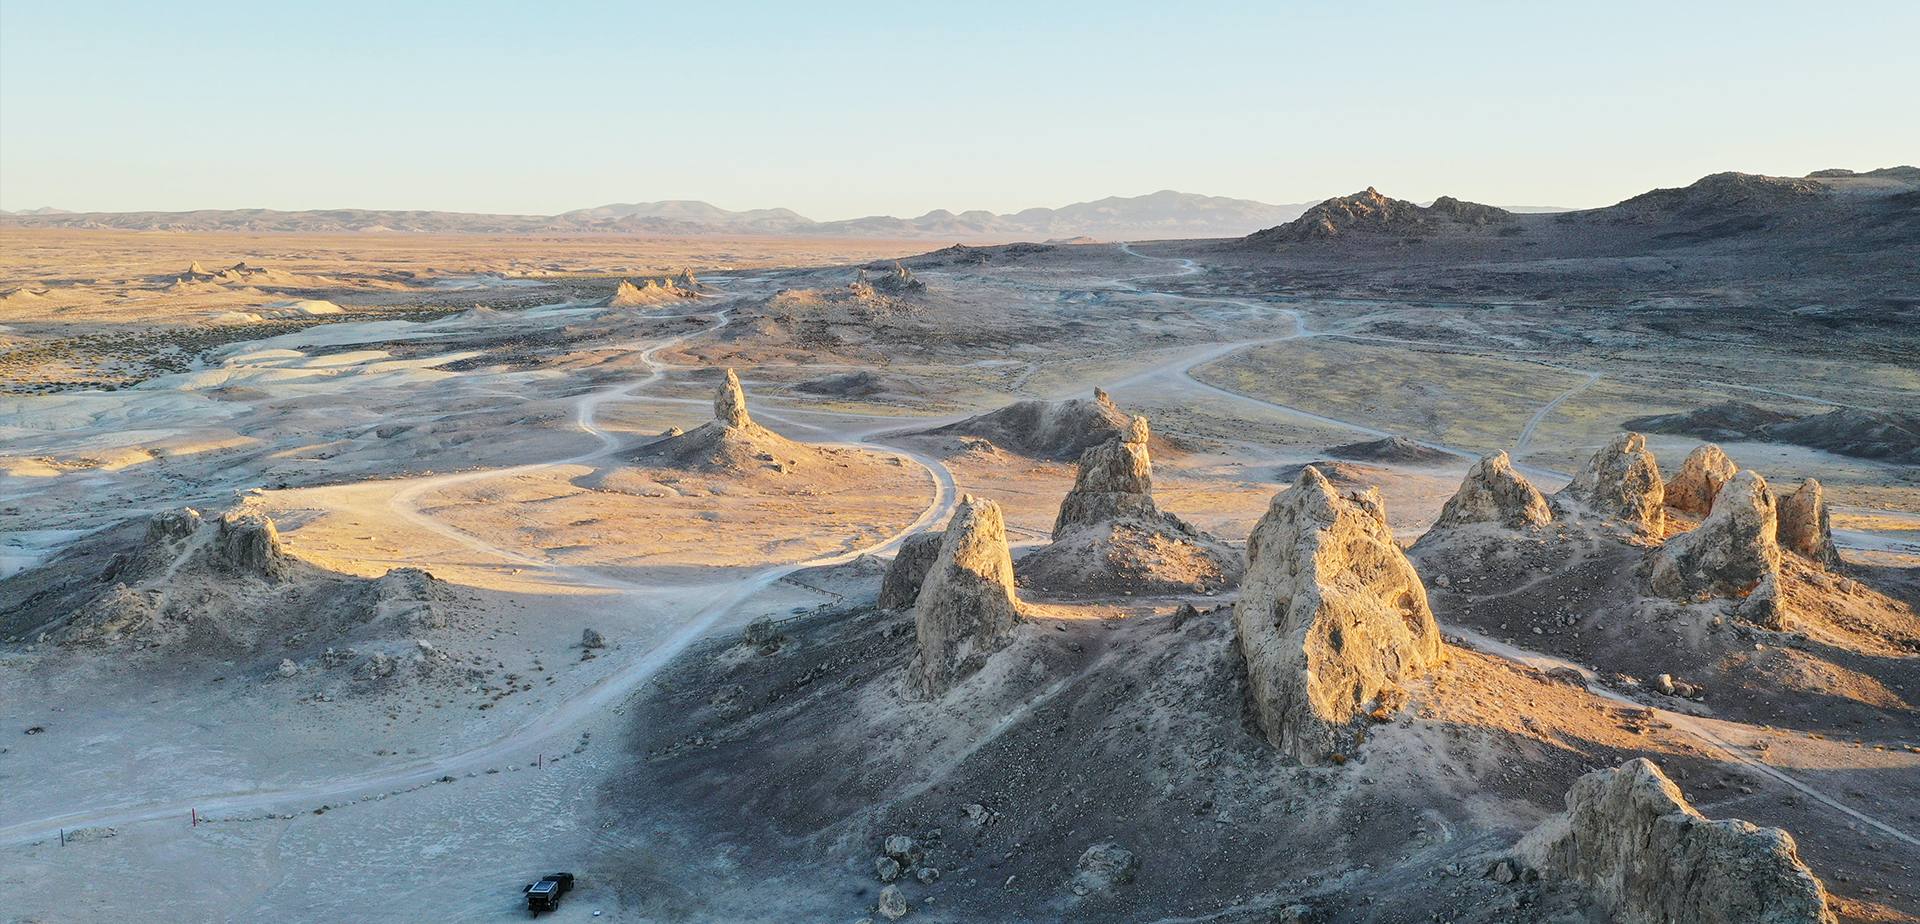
top-left (277, 658), bottom-right (299, 678)
top-left (884, 834), bottom-right (923, 866)
top-left (1776, 478), bottom-right (1841, 569)
top-left (876, 856), bottom-right (903, 883)
top-left (1233, 467), bottom-right (1442, 764)
top-left (1518, 758), bottom-right (1836, 924)
top-left (581, 627), bottom-right (606, 649)
top-left (1555, 433), bottom-right (1665, 535)
top-left (1430, 451), bottom-right (1552, 530)
top-left (742, 615), bottom-right (783, 652)
top-left (908, 495), bottom-right (1021, 698)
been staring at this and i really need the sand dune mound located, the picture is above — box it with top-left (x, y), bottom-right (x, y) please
top-left (1234, 466), bottom-right (1442, 765)
top-left (1520, 758), bottom-right (1835, 924)
top-left (920, 388), bottom-right (1172, 461)
top-left (1323, 435), bottom-right (1457, 465)
top-left (1018, 416), bottom-right (1240, 595)
top-left (628, 369), bottom-right (825, 473)
top-left (0, 506), bottom-right (450, 657)
top-left (1248, 188), bottom-right (1513, 243)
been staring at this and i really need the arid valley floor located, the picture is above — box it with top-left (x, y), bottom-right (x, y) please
top-left (2, 170), bottom-right (1918, 923)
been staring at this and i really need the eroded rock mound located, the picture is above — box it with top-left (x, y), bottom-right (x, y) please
top-left (920, 389), bottom-right (1136, 460)
top-left (1666, 444), bottom-right (1737, 515)
top-left (1519, 758), bottom-right (1835, 924)
top-left (908, 495), bottom-right (1021, 698)
top-left (878, 531), bottom-right (945, 612)
top-left (1650, 470), bottom-right (1784, 627)
top-left (630, 368), bottom-right (820, 472)
top-left (1554, 433), bottom-right (1665, 535)
top-left (1777, 478), bottom-right (1841, 569)
top-left (1430, 452), bottom-right (1551, 530)
top-left (1019, 417), bottom-right (1240, 594)
top-left (1324, 435), bottom-right (1457, 465)
top-left (606, 272), bottom-right (700, 307)
top-left (1233, 467), bottom-right (1442, 764)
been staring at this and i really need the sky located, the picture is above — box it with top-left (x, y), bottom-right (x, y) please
top-left (2, 0), bottom-right (1916, 219)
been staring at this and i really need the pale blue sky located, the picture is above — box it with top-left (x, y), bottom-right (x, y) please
top-left (2, 0), bottom-right (1915, 217)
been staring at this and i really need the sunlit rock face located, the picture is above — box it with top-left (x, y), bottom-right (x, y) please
top-left (1520, 758), bottom-right (1836, 924)
top-left (1776, 478), bottom-right (1841, 569)
top-left (1650, 470), bottom-right (1785, 627)
top-left (908, 495), bottom-right (1021, 698)
top-left (1666, 443), bottom-right (1737, 516)
top-left (1556, 432), bottom-right (1665, 535)
top-left (1429, 451), bottom-right (1552, 530)
top-left (1233, 466), bottom-right (1441, 765)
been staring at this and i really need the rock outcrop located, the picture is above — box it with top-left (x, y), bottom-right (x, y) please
top-left (1665, 444), bottom-right (1738, 515)
top-left (1555, 433), bottom-right (1665, 535)
top-left (1776, 478), bottom-right (1842, 569)
top-left (1247, 187), bottom-right (1513, 243)
top-left (1233, 467), bottom-right (1442, 764)
top-left (1018, 417), bottom-right (1240, 594)
top-left (714, 368), bottom-right (752, 427)
top-left (1429, 452), bottom-right (1552, 530)
top-left (878, 531), bottom-right (945, 612)
top-left (630, 368), bottom-right (821, 473)
top-left (1518, 758), bottom-right (1835, 924)
top-left (1650, 470), bottom-right (1784, 627)
top-left (206, 508), bottom-right (289, 580)
top-left (919, 389), bottom-right (1138, 460)
top-left (606, 273), bottom-right (699, 307)
top-left (908, 495), bottom-right (1021, 698)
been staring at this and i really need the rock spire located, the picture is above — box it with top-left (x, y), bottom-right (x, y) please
top-left (1556, 433), bottom-right (1665, 534)
top-left (714, 368), bottom-right (752, 428)
top-left (1430, 451), bottom-right (1552, 530)
top-left (908, 496), bottom-right (1021, 698)
top-left (1666, 444), bottom-right (1737, 515)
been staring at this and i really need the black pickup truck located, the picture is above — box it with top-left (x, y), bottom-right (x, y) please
top-left (523, 872), bottom-right (574, 916)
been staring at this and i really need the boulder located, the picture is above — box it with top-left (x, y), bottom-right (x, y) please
top-left (876, 884), bottom-right (910, 920)
top-left (878, 531), bottom-right (945, 612)
top-left (206, 509), bottom-right (288, 580)
top-left (1518, 758), bottom-right (1835, 924)
top-left (1776, 478), bottom-right (1841, 569)
top-left (908, 495), bottom-right (1021, 698)
top-left (1556, 433), bottom-right (1665, 535)
top-left (1429, 452), bottom-right (1551, 530)
top-left (581, 627), bottom-right (606, 649)
top-left (1071, 842), bottom-right (1140, 895)
top-left (1651, 471), bottom-right (1783, 621)
top-left (1666, 444), bottom-right (1737, 515)
top-left (1233, 467), bottom-right (1442, 764)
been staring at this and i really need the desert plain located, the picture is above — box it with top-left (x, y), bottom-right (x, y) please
top-left (1, 169), bottom-right (1918, 923)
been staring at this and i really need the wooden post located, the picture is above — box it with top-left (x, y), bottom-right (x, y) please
top-left (191, 808), bottom-right (197, 827)
top-left (59, 828), bottom-right (65, 846)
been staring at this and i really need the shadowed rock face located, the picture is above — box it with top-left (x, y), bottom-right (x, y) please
top-left (909, 496), bottom-right (1020, 698)
top-left (1430, 452), bottom-right (1551, 530)
top-left (1777, 478), bottom-right (1842, 570)
top-left (1557, 433), bottom-right (1665, 535)
top-left (1519, 758), bottom-right (1836, 924)
top-left (1233, 467), bottom-right (1442, 765)
top-left (878, 531), bottom-right (945, 612)
top-left (1053, 416), bottom-right (1158, 536)
top-left (1651, 470), bottom-right (1784, 627)
top-left (921, 388), bottom-right (1134, 460)
top-left (714, 368), bottom-right (752, 428)
top-left (1666, 444), bottom-right (1737, 516)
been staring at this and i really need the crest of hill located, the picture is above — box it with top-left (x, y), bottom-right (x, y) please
top-left (1247, 188), bottom-right (1513, 243)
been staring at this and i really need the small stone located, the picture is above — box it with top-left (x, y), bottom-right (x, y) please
top-left (1490, 859), bottom-right (1519, 884)
top-left (581, 627), bottom-right (606, 649)
top-left (884, 834), bottom-right (922, 865)
top-left (876, 856), bottom-right (902, 883)
top-left (916, 867), bottom-right (939, 885)
top-left (277, 659), bottom-right (299, 678)
top-left (876, 885), bottom-right (910, 920)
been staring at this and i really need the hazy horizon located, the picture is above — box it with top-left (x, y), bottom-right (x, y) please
top-left (3, 0), bottom-right (1915, 218)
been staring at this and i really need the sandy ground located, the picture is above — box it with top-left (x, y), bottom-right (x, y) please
top-left (1, 230), bottom-right (1916, 922)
